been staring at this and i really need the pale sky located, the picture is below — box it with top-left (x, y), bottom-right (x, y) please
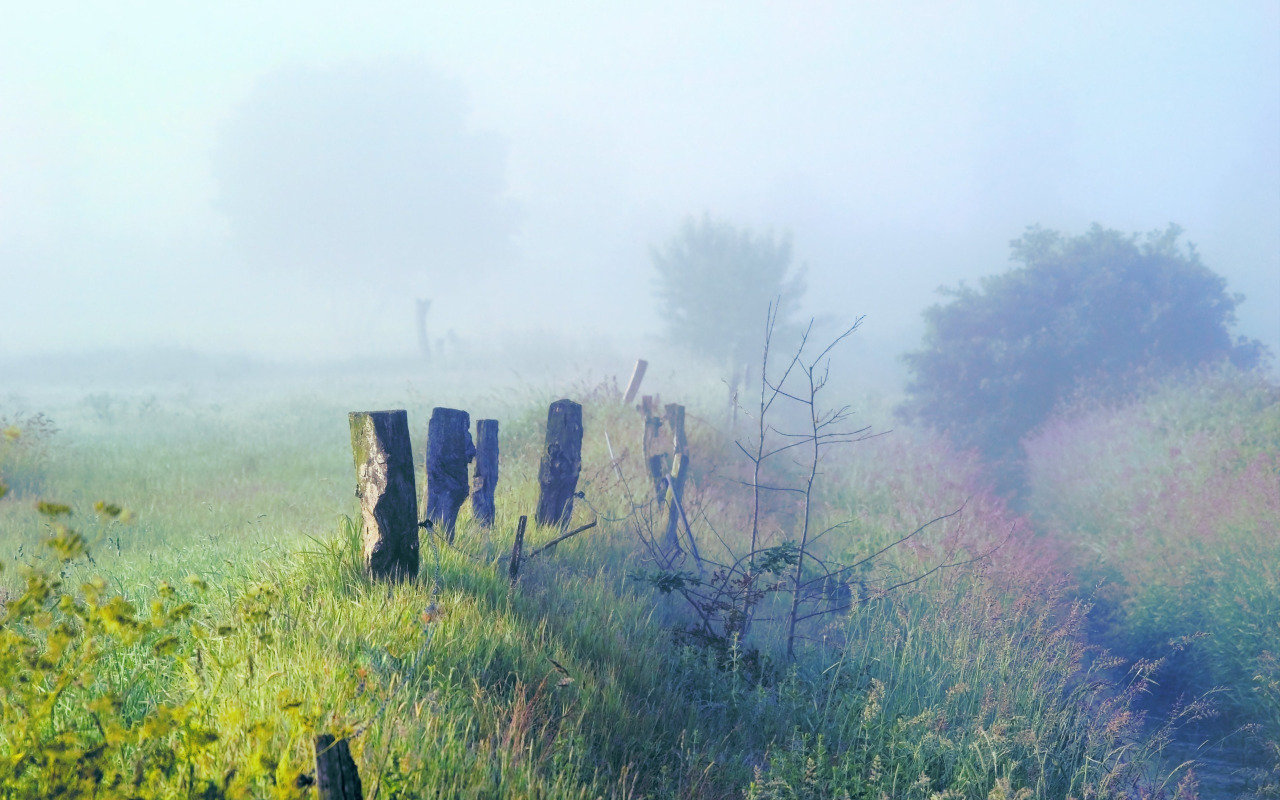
top-left (2, 1), bottom-right (1277, 366)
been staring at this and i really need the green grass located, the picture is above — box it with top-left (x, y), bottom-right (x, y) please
top-left (1024, 364), bottom-right (1280, 789)
top-left (0, 380), bottom-right (1201, 798)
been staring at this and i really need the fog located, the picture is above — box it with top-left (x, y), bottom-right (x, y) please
top-left (2, 2), bottom-right (1277, 383)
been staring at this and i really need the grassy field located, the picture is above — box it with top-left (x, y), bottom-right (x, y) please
top-left (0, 364), bottom-right (1273, 798)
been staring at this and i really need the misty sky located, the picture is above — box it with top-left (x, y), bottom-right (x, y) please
top-left (2, 2), bottom-right (1277, 367)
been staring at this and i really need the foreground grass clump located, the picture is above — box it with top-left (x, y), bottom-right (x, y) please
top-left (0, 385), bottom-right (1190, 798)
top-left (1025, 365), bottom-right (1280, 772)
top-left (0, 509), bottom-right (310, 798)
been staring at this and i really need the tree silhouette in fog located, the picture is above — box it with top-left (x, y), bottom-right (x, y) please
top-left (899, 223), bottom-right (1267, 494)
top-left (651, 214), bottom-right (805, 373)
top-left (213, 61), bottom-right (516, 277)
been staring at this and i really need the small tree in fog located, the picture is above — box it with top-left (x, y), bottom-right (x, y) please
top-left (899, 223), bottom-right (1268, 494)
top-left (652, 214), bottom-right (806, 377)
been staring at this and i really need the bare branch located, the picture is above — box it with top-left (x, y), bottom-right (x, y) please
top-left (524, 520), bottom-right (599, 562)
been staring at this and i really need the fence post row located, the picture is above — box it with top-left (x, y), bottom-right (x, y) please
top-left (536, 399), bottom-right (584, 529)
top-left (348, 410), bottom-right (420, 582)
top-left (426, 407), bottom-right (474, 543)
top-left (351, 395), bottom-right (590, 575)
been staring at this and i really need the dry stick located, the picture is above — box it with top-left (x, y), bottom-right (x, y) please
top-left (509, 515), bottom-right (527, 583)
top-left (663, 475), bottom-right (703, 575)
top-left (793, 528), bottom-right (1013, 624)
top-left (798, 505), bottom-right (966, 591)
top-left (523, 519), bottom-right (598, 562)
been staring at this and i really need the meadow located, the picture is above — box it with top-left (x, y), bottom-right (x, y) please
top-left (0, 361), bottom-right (1274, 798)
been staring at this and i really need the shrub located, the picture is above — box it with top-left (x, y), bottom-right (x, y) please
top-left (899, 224), bottom-right (1267, 494)
top-left (0, 503), bottom-right (313, 799)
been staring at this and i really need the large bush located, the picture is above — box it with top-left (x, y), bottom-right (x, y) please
top-left (899, 223), bottom-right (1266, 493)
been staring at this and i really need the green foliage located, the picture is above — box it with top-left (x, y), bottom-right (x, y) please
top-left (0, 387), bottom-right (1206, 798)
top-left (652, 213), bottom-right (806, 369)
top-left (899, 223), bottom-right (1266, 492)
top-left (0, 509), bottom-right (315, 799)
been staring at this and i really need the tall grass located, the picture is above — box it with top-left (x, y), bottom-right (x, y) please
top-left (1025, 364), bottom-right (1280, 781)
top-left (0, 383), bottom-right (1193, 797)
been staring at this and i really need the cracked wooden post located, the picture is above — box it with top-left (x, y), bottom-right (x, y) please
top-left (471, 419), bottom-right (499, 528)
top-left (315, 734), bottom-right (362, 800)
top-left (622, 359), bottom-right (648, 405)
top-left (349, 410), bottom-right (419, 581)
top-left (426, 407), bottom-right (474, 543)
top-left (536, 399), bottom-right (583, 529)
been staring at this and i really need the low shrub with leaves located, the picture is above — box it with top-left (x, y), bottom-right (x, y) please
top-left (0, 501), bottom-right (314, 799)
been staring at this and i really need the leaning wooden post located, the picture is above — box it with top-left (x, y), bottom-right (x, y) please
top-left (470, 419), bottom-right (499, 528)
top-left (426, 407), bottom-right (474, 543)
top-left (641, 397), bottom-right (670, 503)
top-left (622, 359), bottom-right (648, 405)
top-left (536, 399), bottom-right (583, 529)
top-left (348, 410), bottom-right (419, 581)
top-left (315, 734), bottom-right (362, 800)
top-left (509, 515), bottom-right (527, 583)
top-left (662, 404), bottom-right (689, 551)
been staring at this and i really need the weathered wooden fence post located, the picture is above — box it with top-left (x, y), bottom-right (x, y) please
top-left (622, 359), bottom-right (648, 405)
top-left (348, 410), bottom-right (419, 581)
top-left (509, 515), bottom-right (527, 583)
top-left (315, 734), bottom-right (362, 800)
top-left (536, 399), bottom-right (583, 528)
top-left (662, 403), bottom-right (689, 551)
top-left (470, 419), bottom-right (499, 528)
top-left (426, 407), bottom-right (474, 543)
top-left (641, 395), bottom-right (670, 502)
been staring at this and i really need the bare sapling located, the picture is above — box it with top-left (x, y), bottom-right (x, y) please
top-left (630, 304), bottom-right (1000, 660)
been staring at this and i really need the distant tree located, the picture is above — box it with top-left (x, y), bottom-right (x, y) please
top-left (899, 223), bottom-right (1267, 494)
top-left (652, 214), bottom-right (806, 376)
top-left (213, 61), bottom-right (516, 279)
